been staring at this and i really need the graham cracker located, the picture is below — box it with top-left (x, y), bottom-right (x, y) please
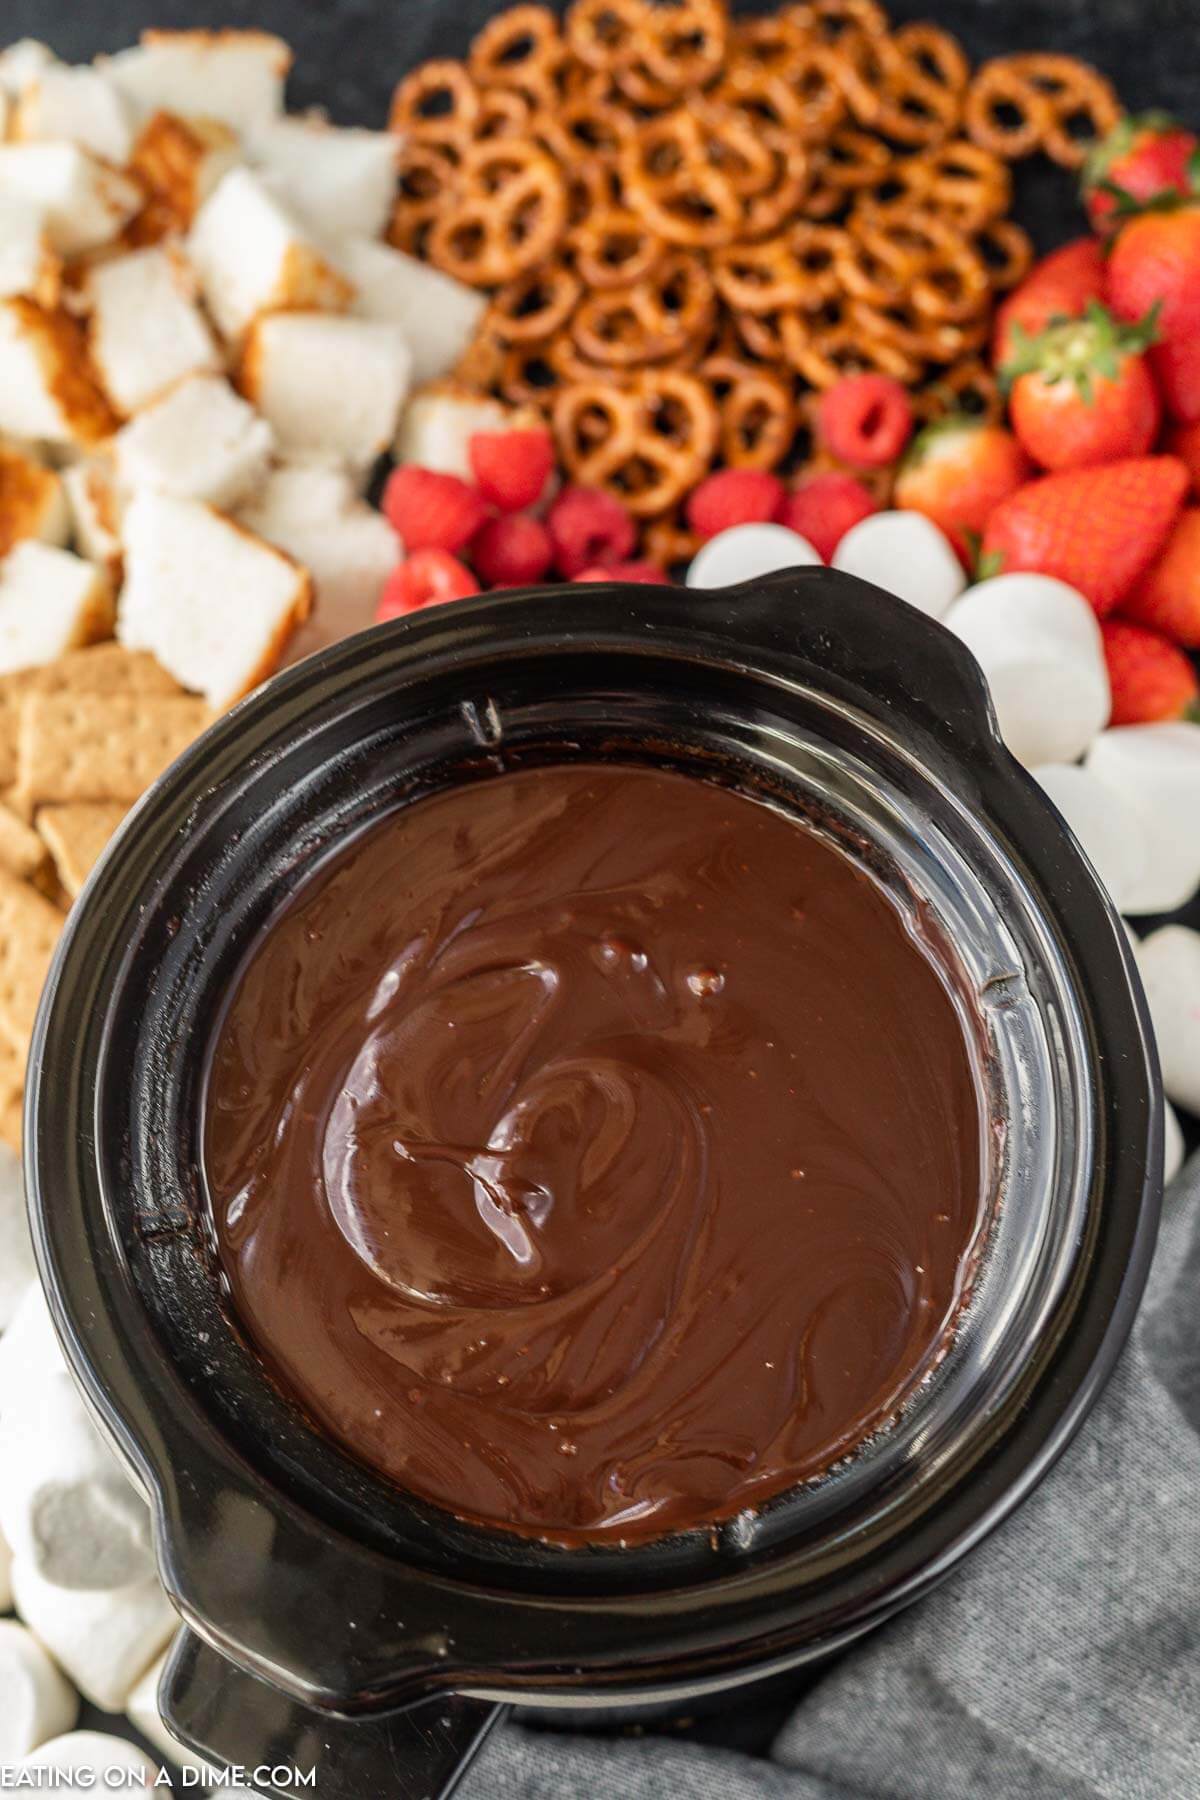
top-left (36, 801), bottom-right (127, 899)
top-left (0, 645), bottom-right (183, 792)
top-left (0, 869), bottom-right (63, 1058)
top-left (0, 802), bottom-right (49, 882)
top-left (15, 691), bottom-right (209, 811)
top-left (0, 1035), bottom-right (22, 1153)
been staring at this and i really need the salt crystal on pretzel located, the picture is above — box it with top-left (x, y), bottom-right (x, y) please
top-left (0, 144), bottom-right (140, 257)
top-left (0, 543), bottom-right (113, 676)
top-left (101, 28), bottom-right (291, 135)
top-left (115, 373), bottom-right (274, 511)
top-left (81, 245), bottom-right (222, 417)
top-left (11, 64), bottom-right (136, 166)
top-left (190, 166), bottom-right (354, 344)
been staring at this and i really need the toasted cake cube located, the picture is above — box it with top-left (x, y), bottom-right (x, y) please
top-left (0, 447), bottom-right (68, 557)
top-left (239, 464), bottom-right (398, 657)
top-left (0, 542), bottom-right (113, 677)
top-left (240, 313), bottom-right (411, 470)
top-left (12, 65), bottom-right (136, 166)
top-left (0, 42), bottom-right (57, 97)
top-left (115, 374), bottom-right (274, 510)
top-left (102, 29), bottom-right (291, 135)
top-left (0, 198), bottom-right (60, 308)
top-left (251, 120), bottom-right (399, 241)
top-left (128, 111), bottom-right (241, 237)
top-left (189, 167), bottom-right (354, 343)
top-left (61, 458), bottom-right (124, 579)
top-left (395, 387), bottom-right (512, 478)
top-left (339, 239), bottom-right (486, 389)
top-left (82, 246), bottom-right (222, 417)
top-left (0, 145), bottom-right (141, 257)
top-left (118, 490), bottom-right (312, 708)
top-left (0, 298), bottom-right (116, 449)
top-left (36, 800), bottom-right (127, 898)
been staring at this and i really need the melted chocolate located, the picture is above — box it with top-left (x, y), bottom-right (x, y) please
top-left (205, 764), bottom-right (984, 1545)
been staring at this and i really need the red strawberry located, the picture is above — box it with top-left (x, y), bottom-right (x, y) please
top-left (1108, 204), bottom-right (1200, 421)
top-left (1083, 112), bottom-right (1200, 236)
top-left (1101, 618), bottom-right (1200, 723)
top-left (981, 457), bottom-right (1189, 616)
top-left (469, 428), bottom-right (556, 512)
top-left (775, 473), bottom-right (877, 562)
top-left (546, 486), bottom-right (636, 578)
top-left (1122, 507), bottom-right (1200, 646)
top-left (382, 466), bottom-right (488, 554)
top-left (686, 469), bottom-right (785, 539)
top-left (992, 238), bottom-right (1106, 367)
top-left (471, 513), bottom-right (553, 588)
top-left (1002, 300), bottom-right (1162, 470)
top-left (817, 374), bottom-right (913, 468)
top-left (893, 416), bottom-right (1032, 564)
top-left (1166, 419), bottom-right (1200, 496)
top-left (573, 560), bottom-right (671, 584)
top-left (375, 550), bottom-right (480, 619)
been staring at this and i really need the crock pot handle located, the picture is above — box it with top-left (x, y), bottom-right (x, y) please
top-left (159, 1627), bottom-right (506, 1798)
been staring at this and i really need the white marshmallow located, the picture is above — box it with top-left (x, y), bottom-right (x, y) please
top-left (0, 199), bottom-right (60, 309)
top-left (1135, 926), bottom-right (1200, 1116)
top-left (0, 1282), bottom-right (66, 1404)
top-left (62, 458), bottom-right (124, 579)
top-left (252, 119), bottom-right (398, 242)
top-left (189, 167), bottom-right (354, 344)
top-left (1164, 1099), bottom-right (1185, 1186)
top-left (688, 522), bottom-right (822, 589)
top-left (101, 29), bottom-right (291, 134)
top-left (945, 574), bottom-right (1110, 767)
top-left (0, 145), bottom-right (140, 258)
top-left (0, 1618), bottom-right (78, 1758)
top-left (0, 299), bottom-right (114, 451)
top-left (1032, 762), bottom-right (1148, 914)
top-left (11, 1562), bottom-right (175, 1714)
top-left (127, 1649), bottom-right (213, 1776)
top-left (340, 238), bottom-right (487, 389)
top-left (12, 66), bottom-right (136, 166)
top-left (115, 374), bottom-right (274, 511)
top-left (0, 543), bottom-right (113, 676)
top-left (240, 313), bottom-right (412, 472)
top-left (0, 1370), bottom-right (155, 1591)
top-left (82, 247), bottom-right (222, 417)
top-left (0, 446), bottom-right (69, 554)
top-left (395, 389), bottom-right (511, 478)
top-left (119, 490), bottom-right (312, 710)
top-left (19, 1730), bottom-right (159, 1795)
top-left (0, 1528), bottom-right (12, 1613)
top-left (239, 464), bottom-right (397, 658)
top-left (832, 510), bottom-right (965, 618)
top-left (0, 1145), bottom-right (35, 1332)
top-left (0, 43), bottom-right (57, 98)
top-left (1086, 723), bottom-right (1200, 915)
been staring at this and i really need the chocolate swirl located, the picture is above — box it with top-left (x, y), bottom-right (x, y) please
top-left (205, 764), bottom-right (984, 1545)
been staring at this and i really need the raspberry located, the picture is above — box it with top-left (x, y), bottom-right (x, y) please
top-left (547, 486), bottom-right (636, 578)
top-left (817, 375), bottom-right (914, 469)
top-left (375, 550), bottom-right (480, 619)
top-left (573, 560), bottom-right (672, 584)
top-left (775, 473), bottom-right (878, 561)
top-left (469, 428), bottom-right (556, 512)
top-left (472, 513), bottom-right (554, 588)
top-left (685, 469), bottom-right (785, 541)
top-left (381, 465), bottom-right (488, 553)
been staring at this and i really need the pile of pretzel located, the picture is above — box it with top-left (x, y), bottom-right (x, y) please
top-left (389, 0), bottom-right (1121, 551)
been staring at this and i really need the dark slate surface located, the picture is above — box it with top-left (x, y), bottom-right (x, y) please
top-left (9, 0), bottom-right (1200, 1778)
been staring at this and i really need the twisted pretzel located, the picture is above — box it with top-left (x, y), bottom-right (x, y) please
top-left (427, 138), bottom-right (568, 286)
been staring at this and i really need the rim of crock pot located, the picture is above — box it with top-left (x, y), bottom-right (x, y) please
top-left (25, 569), bottom-right (1161, 1714)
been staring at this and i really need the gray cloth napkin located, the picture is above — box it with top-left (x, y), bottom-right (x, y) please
top-left (462, 1155), bottom-right (1200, 1800)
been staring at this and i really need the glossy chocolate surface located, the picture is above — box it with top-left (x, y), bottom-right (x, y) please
top-left (205, 763), bottom-right (985, 1545)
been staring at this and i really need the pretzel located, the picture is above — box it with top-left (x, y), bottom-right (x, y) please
top-left (1005, 53), bottom-right (1121, 167)
top-left (638, 0), bottom-right (728, 95)
top-left (914, 357), bottom-right (1002, 422)
top-left (389, 143), bottom-right (460, 255)
top-left (620, 109), bottom-right (747, 247)
top-left (570, 206), bottom-right (666, 290)
top-left (964, 59), bottom-right (1054, 160)
top-left (780, 312), bottom-right (920, 386)
top-left (819, 126), bottom-right (892, 190)
top-left (564, 0), bottom-right (645, 71)
top-left (973, 216), bottom-right (1034, 291)
top-left (427, 138), bottom-right (568, 286)
top-left (912, 139), bottom-right (1011, 226)
top-left (729, 13), bottom-right (816, 82)
top-left (475, 86), bottom-right (536, 139)
top-left (570, 252), bottom-right (714, 366)
top-left (389, 60), bottom-right (481, 148)
top-left (489, 262), bottom-right (582, 344)
top-left (707, 361), bottom-right (796, 469)
top-left (553, 370), bottom-right (719, 514)
top-left (643, 508), bottom-right (703, 568)
top-left (790, 0), bottom-right (889, 44)
top-left (469, 6), bottom-right (565, 91)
